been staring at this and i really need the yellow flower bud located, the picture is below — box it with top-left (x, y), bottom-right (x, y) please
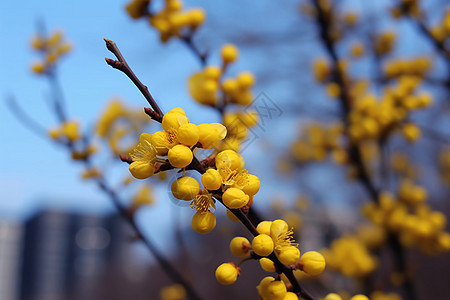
top-left (204, 66), bottom-right (221, 80)
top-left (197, 123), bottom-right (227, 149)
top-left (62, 121), bottom-right (80, 142)
top-left (151, 131), bottom-right (170, 155)
top-left (277, 246), bottom-right (300, 265)
top-left (236, 71), bottom-right (255, 89)
top-left (229, 237), bottom-right (250, 257)
top-left (192, 211), bottom-right (216, 234)
top-left (188, 8), bottom-right (205, 28)
top-left (257, 277), bottom-right (275, 298)
top-left (31, 62), bottom-right (45, 74)
top-left (325, 293), bottom-right (343, 300)
top-left (265, 280), bottom-right (287, 300)
top-left (216, 150), bottom-right (245, 171)
top-left (259, 257), bottom-right (276, 272)
top-left (242, 174), bottom-right (260, 196)
top-left (299, 251), bottom-right (326, 276)
top-left (48, 127), bottom-right (61, 140)
top-left (215, 262), bottom-right (239, 285)
top-left (129, 161), bottom-right (155, 179)
top-left (171, 176), bottom-right (199, 200)
top-left (350, 295), bottom-right (369, 300)
top-left (402, 122), bottom-right (421, 142)
top-left (177, 123), bottom-right (199, 146)
top-left (222, 187), bottom-right (249, 209)
top-left (162, 110), bottom-right (189, 132)
top-left (168, 144), bottom-right (193, 168)
top-left (222, 78), bottom-right (238, 94)
top-left (256, 221), bottom-right (273, 235)
top-left (221, 44), bottom-right (239, 64)
top-left (201, 168), bottom-right (222, 190)
top-left (252, 234), bottom-right (274, 257)
top-left (270, 219), bottom-right (289, 240)
top-left (283, 292), bottom-right (299, 300)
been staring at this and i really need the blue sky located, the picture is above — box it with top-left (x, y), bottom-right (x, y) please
top-left (0, 0), bottom-right (313, 253)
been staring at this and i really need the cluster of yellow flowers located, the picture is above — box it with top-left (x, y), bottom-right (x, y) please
top-left (128, 107), bottom-right (226, 179)
top-left (188, 44), bottom-right (255, 107)
top-left (188, 43), bottom-right (260, 152)
top-left (322, 235), bottom-right (377, 278)
top-left (363, 190), bottom-right (450, 254)
top-left (289, 123), bottom-right (346, 164)
top-left (96, 99), bottom-right (151, 155)
top-left (31, 30), bottom-right (72, 74)
top-left (125, 0), bottom-right (205, 42)
top-left (219, 110), bottom-right (259, 152)
top-left (171, 149), bottom-right (260, 234)
top-left (48, 120), bottom-right (81, 143)
top-left (215, 219), bottom-right (326, 299)
top-left (384, 57), bottom-right (432, 79)
top-left (348, 76), bottom-right (432, 143)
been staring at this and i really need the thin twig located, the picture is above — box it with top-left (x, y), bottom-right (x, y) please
top-left (180, 34), bottom-right (207, 67)
top-left (6, 95), bottom-right (53, 141)
top-left (104, 38), bottom-right (163, 121)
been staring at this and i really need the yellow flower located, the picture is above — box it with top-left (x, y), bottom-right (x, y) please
top-left (236, 71), bottom-right (255, 89)
top-left (62, 121), bottom-right (81, 142)
top-left (215, 262), bottom-right (240, 285)
top-left (216, 150), bottom-right (245, 172)
top-left (402, 122), bottom-right (421, 142)
top-left (201, 168), bottom-right (223, 190)
top-left (252, 234), bottom-right (274, 257)
top-left (171, 176), bottom-right (200, 200)
top-left (222, 187), bottom-right (249, 209)
top-left (132, 185), bottom-right (154, 209)
top-left (283, 292), bottom-right (299, 300)
top-left (129, 133), bottom-right (157, 179)
top-left (350, 295), bottom-right (369, 300)
top-left (256, 221), bottom-right (273, 235)
top-left (241, 174), bottom-right (260, 196)
top-left (190, 188), bottom-right (215, 212)
top-left (160, 284), bottom-right (186, 300)
top-left (229, 237), bottom-right (251, 257)
top-left (259, 257), bottom-right (276, 272)
top-left (192, 211), bottom-right (216, 234)
top-left (298, 251), bottom-right (326, 276)
top-left (324, 293), bottom-right (343, 300)
top-left (177, 123), bottom-right (199, 146)
top-left (168, 144), bottom-right (193, 168)
top-left (221, 44), bottom-right (239, 64)
top-left (258, 279), bottom-right (287, 300)
top-left (278, 246), bottom-right (300, 265)
top-left (197, 123), bottom-right (227, 149)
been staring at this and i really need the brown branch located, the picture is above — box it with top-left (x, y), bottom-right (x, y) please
top-left (180, 33), bottom-right (207, 67)
top-left (312, 2), bottom-right (419, 300)
top-left (312, 0), bottom-right (379, 202)
top-left (104, 38), bottom-right (164, 119)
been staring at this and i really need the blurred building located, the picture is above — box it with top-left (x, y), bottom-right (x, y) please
top-left (0, 220), bottom-right (23, 300)
top-left (20, 210), bottom-right (134, 300)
